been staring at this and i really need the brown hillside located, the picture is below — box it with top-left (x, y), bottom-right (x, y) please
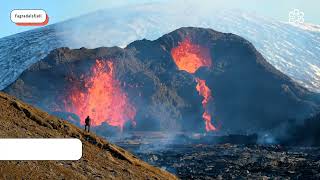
top-left (0, 91), bottom-right (177, 180)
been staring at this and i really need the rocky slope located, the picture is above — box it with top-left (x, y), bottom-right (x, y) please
top-left (0, 91), bottom-right (177, 180)
top-left (4, 27), bottom-right (320, 134)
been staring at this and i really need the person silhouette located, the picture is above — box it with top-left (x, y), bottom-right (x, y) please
top-left (84, 116), bottom-right (91, 132)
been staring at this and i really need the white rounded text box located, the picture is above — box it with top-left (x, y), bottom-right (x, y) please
top-left (0, 139), bottom-right (82, 160)
top-left (11, 9), bottom-right (46, 23)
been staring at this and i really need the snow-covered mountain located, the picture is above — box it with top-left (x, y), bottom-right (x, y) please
top-left (0, 2), bottom-right (319, 92)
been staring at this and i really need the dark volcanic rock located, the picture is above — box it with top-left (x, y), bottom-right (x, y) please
top-left (133, 144), bottom-right (320, 180)
top-left (4, 27), bottom-right (320, 134)
top-left (280, 113), bottom-right (320, 146)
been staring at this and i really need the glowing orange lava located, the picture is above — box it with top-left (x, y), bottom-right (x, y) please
top-left (196, 78), bottom-right (216, 131)
top-left (171, 38), bottom-right (212, 74)
top-left (171, 38), bottom-right (217, 132)
top-left (64, 60), bottom-right (136, 130)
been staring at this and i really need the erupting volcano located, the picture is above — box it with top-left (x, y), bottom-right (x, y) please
top-left (64, 60), bottom-right (136, 130)
top-left (171, 38), bottom-right (217, 131)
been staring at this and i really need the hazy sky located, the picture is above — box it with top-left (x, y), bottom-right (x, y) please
top-left (1, 0), bottom-right (319, 38)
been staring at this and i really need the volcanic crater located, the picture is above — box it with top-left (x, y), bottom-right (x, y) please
top-left (5, 27), bottom-right (320, 135)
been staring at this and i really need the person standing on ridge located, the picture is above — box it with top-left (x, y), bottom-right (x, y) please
top-left (85, 116), bottom-right (91, 132)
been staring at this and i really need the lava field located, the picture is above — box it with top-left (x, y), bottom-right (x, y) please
top-left (131, 143), bottom-right (320, 179)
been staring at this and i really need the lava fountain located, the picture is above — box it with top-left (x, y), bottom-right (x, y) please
top-left (64, 60), bottom-right (136, 130)
top-left (171, 38), bottom-right (217, 131)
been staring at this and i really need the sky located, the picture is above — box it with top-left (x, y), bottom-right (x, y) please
top-left (1, 0), bottom-right (319, 38)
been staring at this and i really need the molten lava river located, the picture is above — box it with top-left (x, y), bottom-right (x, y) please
top-left (64, 60), bottom-right (136, 130)
top-left (171, 38), bottom-right (217, 131)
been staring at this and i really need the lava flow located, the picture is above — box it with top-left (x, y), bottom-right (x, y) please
top-left (64, 60), bottom-right (136, 130)
top-left (196, 78), bottom-right (216, 131)
top-left (171, 37), bottom-right (217, 131)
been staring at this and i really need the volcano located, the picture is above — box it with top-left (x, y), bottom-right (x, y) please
top-left (2, 7), bottom-right (320, 93)
top-left (4, 27), bottom-right (320, 134)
